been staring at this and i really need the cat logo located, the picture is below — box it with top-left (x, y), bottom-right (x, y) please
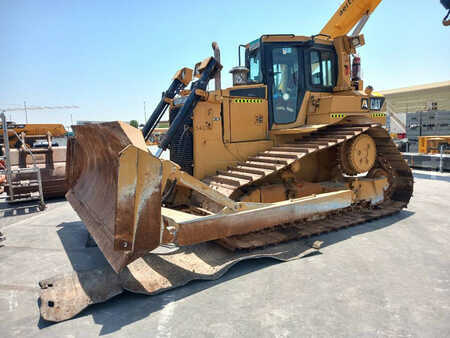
top-left (361, 98), bottom-right (369, 110)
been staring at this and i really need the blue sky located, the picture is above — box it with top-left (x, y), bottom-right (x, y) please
top-left (1, 0), bottom-right (449, 126)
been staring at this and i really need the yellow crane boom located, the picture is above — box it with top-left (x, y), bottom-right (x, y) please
top-left (321, 0), bottom-right (382, 38)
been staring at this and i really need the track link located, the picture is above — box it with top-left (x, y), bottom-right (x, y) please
top-left (216, 201), bottom-right (405, 250)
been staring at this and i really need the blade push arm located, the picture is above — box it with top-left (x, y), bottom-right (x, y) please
top-left (320, 0), bottom-right (382, 38)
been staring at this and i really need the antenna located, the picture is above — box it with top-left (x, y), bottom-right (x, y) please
top-left (144, 101), bottom-right (147, 122)
top-left (24, 101), bottom-right (28, 123)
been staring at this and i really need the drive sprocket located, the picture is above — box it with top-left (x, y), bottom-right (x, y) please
top-left (340, 134), bottom-right (376, 175)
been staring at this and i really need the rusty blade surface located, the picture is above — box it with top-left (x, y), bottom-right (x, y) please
top-left (39, 240), bottom-right (317, 322)
top-left (114, 144), bottom-right (162, 255)
top-left (66, 122), bottom-right (162, 273)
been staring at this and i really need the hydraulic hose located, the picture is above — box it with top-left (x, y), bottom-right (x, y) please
top-left (142, 78), bottom-right (185, 141)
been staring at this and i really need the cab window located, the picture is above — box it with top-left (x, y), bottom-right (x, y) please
top-left (311, 51), bottom-right (321, 85)
top-left (248, 49), bottom-right (262, 83)
top-left (310, 50), bottom-right (335, 88)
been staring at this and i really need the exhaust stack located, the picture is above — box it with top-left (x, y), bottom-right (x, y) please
top-left (212, 41), bottom-right (221, 90)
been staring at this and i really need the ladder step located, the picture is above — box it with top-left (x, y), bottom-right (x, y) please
top-left (8, 182), bottom-right (40, 187)
top-left (10, 179), bottom-right (39, 183)
top-left (6, 197), bottom-right (41, 203)
top-left (28, 148), bottom-right (52, 154)
top-left (10, 168), bottom-right (40, 174)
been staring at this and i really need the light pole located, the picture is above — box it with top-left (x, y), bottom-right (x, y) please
top-left (144, 101), bottom-right (147, 122)
top-left (24, 101), bottom-right (28, 123)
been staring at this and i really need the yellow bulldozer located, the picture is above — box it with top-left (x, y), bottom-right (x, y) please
top-left (39, 0), bottom-right (419, 322)
top-left (65, 0), bottom-right (413, 273)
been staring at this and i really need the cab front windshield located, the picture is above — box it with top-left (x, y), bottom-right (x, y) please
top-left (247, 48), bottom-right (262, 83)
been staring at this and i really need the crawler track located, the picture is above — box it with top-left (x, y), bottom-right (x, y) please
top-left (204, 124), bottom-right (414, 250)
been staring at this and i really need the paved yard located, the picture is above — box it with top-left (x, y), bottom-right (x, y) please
top-left (0, 171), bottom-right (449, 337)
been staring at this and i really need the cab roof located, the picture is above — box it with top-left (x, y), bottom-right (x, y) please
top-left (246, 34), bottom-right (334, 48)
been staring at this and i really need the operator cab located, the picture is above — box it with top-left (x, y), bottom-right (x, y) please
top-left (243, 35), bottom-right (337, 127)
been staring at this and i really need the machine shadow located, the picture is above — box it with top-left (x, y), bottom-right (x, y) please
top-left (81, 257), bottom-right (278, 336)
top-left (55, 221), bottom-right (109, 270)
top-left (46, 209), bottom-right (413, 335)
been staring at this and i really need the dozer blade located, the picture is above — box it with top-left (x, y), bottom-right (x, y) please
top-left (66, 122), bottom-right (163, 272)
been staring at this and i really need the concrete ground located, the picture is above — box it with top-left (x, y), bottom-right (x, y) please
top-left (0, 171), bottom-right (449, 337)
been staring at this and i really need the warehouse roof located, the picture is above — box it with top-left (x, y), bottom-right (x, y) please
top-left (380, 81), bottom-right (450, 96)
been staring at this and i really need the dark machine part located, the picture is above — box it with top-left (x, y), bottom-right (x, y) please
top-left (351, 55), bottom-right (361, 81)
top-left (442, 0), bottom-right (450, 25)
top-left (141, 78), bottom-right (186, 141)
top-left (158, 57), bottom-right (220, 152)
top-left (169, 107), bottom-right (193, 175)
top-left (442, 0), bottom-right (450, 10)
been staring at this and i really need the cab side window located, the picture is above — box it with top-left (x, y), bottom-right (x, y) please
top-left (248, 49), bottom-right (262, 83)
top-left (311, 51), bottom-right (321, 85)
top-left (310, 50), bottom-right (335, 88)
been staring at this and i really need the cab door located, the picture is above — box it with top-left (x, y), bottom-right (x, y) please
top-left (266, 46), bottom-right (305, 126)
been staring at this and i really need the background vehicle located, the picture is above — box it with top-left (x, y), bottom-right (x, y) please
top-left (0, 120), bottom-right (67, 200)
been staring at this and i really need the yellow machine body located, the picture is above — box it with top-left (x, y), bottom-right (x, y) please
top-left (189, 77), bottom-right (386, 181)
